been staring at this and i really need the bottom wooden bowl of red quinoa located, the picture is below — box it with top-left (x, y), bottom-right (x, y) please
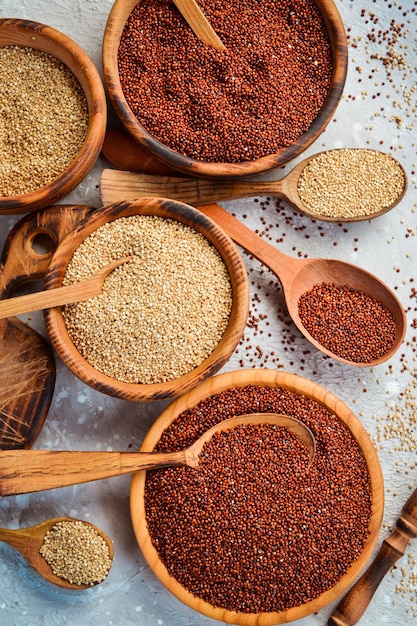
top-left (130, 369), bottom-right (384, 624)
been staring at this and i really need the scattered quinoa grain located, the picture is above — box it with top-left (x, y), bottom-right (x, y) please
top-left (62, 215), bottom-right (233, 384)
top-left (0, 46), bottom-right (88, 197)
top-left (39, 520), bottom-right (112, 586)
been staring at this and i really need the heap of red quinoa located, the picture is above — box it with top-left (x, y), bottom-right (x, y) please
top-left (298, 282), bottom-right (397, 363)
top-left (144, 385), bottom-right (372, 613)
top-left (117, 0), bottom-right (333, 163)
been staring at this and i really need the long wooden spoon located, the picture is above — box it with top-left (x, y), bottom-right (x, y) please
top-left (172, 0), bottom-right (225, 50)
top-left (0, 413), bottom-right (315, 496)
top-left (0, 257), bottom-right (131, 320)
top-left (199, 204), bottom-right (406, 365)
top-left (328, 486), bottom-right (417, 625)
top-left (99, 148), bottom-right (407, 222)
top-left (0, 516), bottom-right (114, 590)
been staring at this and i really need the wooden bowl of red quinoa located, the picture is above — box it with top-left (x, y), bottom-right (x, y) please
top-left (102, 0), bottom-right (348, 179)
top-left (130, 368), bottom-right (384, 624)
top-left (0, 18), bottom-right (106, 214)
top-left (42, 197), bottom-right (250, 402)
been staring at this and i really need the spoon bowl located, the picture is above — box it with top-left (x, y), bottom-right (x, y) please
top-left (0, 517), bottom-right (114, 589)
top-left (99, 147), bottom-right (408, 222)
top-left (0, 413), bottom-right (314, 496)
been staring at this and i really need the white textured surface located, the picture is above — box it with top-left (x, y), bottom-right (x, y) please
top-left (0, 1), bottom-right (416, 625)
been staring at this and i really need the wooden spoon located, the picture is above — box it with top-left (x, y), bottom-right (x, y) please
top-left (0, 516), bottom-right (114, 590)
top-left (199, 204), bottom-right (406, 365)
top-left (0, 413), bottom-right (315, 496)
top-left (172, 0), bottom-right (225, 50)
top-left (99, 148), bottom-right (407, 222)
top-left (0, 257), bottom-right (131, 320)
top-left (328, 486), bottom-right (417, 625)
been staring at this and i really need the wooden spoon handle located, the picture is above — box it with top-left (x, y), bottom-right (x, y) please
top-left (0, 449), bottom-right (189, 496)
top-left (99, 169), bottom-right (284, 206)
top-left (328, 488), bottom-right (417, 625)
top-left (197, 202), bottom-right (305, 282)
top-left (172, 0), bottom-right (225, 50)
top-left (0, 257), bottom-right (130, 319)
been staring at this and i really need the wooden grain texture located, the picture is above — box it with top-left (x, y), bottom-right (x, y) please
top-left (0, 517), bottom-right (114, 589)
top-left (102, 0), bottom-right (348, 178)
top-left (0, 414), bottom-right (314, 495)
top-left (328, 487), bottom-right (417, 625)
top-left (0, 18), bottom-right (106, 214)
top-left (0, 205), bottom-right (92, 449)
top-left (99, 147), bottom-right (408, 222)
top-left (130, 368), bottom-right (385, 625)
top-left (43, 198), bottom-right (250, 402)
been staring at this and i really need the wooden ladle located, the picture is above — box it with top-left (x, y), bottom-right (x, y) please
top-left (0, 413), bottom-right (315, 496)
top-left (0, 516), bottom-right (114, 590)
top-left (0, 257), bottom-right (131, 320)
top-left (99, 148), bottom-right (407, 222)
top-left (173, 0), bottom-right (225, 50)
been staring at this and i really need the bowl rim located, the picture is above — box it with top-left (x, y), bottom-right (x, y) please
top-left (43, 198), bottom-right (250, 402)
top-left (102, 0), bottom-right (348, 179)
top-left (130, 368), bottom-right (384, 624)
top-left (0, 17), bottom-right (107, 214)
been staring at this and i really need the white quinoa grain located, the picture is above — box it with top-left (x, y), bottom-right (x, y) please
top-left (297, 148), bottom-right (406, 218)
top-left (39, 520), bottom-right (112, 586)
top-left (0, 46), bottom-right (88, 197)
top-left (62, 215), bottom-right (233, 384)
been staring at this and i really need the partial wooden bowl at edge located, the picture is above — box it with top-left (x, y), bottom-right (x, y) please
top-left (130, 368), bottom-right (384, 625)
top-left (0, 18), bottom-right (107, 214)
top-left (102, 0), bottom-right (348, 179)
top-left (43, 198), bottom-right (250, 402)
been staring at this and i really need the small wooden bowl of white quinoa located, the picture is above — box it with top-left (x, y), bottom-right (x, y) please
top-left (43, 197), bottom-right (250, 402)
top-left (0, 18), bottom-right (106, 214)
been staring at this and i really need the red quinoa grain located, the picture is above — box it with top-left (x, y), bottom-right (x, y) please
top-left (298, 282), bottom-right (397, 363)
top-left (117, 0), bottom-right (333, 163)
top-left (144, 385), bottom-right (372, 613)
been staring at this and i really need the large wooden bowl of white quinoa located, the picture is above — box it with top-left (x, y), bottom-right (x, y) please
top-left (43, 197), bottom-right (250, 402)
